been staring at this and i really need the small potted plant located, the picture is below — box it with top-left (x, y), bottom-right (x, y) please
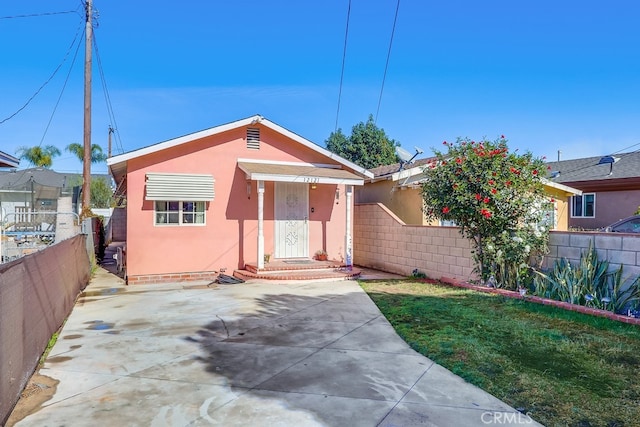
top-left (314, 249), bottom-right (328, 261)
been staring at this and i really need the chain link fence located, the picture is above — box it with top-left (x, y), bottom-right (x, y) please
top-left (1, 211), bottom-right (80, 263)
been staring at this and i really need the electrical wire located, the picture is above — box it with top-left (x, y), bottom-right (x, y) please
top-left (375, 0), bottom-right (400, 125)
top-left (0, 10), bottom-right (78, 20)
top-left (334, 0), bottom-right (351, 133)
top-left (93, 32), bottom-right (125, 155)
top-left (38, 26), bottom-right (84, 147)
top-left (0, 19), bottom-right (85, 125)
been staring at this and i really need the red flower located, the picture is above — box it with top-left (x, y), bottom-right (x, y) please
top-left (532, 170), bottom-right (538, 175)
top-left (483, 197), bottom-right (490, 204)
top-left (501, 135), bottom-right (505, 139)
top-left (453, 183), bottom-right (459, 189)
top-left (491, 188), bottom-right (497, 194)
top-left (475, 193), bottom-right (482, 200)
top-left (442, 206), bottom-right (450, 214)
top-left (505, 181), bottom-right (512, 186)
top-left (481, 209), bottom-right (492, 218)
top-left (550, 198), bottom-right (555, 203)
top-left (443, 141), bottom-right (448, 145)
top-left (488, 180), bottom-right (495, 185)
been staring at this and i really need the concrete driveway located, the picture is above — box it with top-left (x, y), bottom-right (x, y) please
top-left (9, 268), bottom-right (540, 426)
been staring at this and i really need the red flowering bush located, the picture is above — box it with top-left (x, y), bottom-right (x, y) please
top-left (422, 136), bottom-right (549, 288)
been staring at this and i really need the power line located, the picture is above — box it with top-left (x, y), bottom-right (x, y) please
top-left (93, 32), bottom-right (125, 154)
top-left (0, 10), bottom-right (79, 20)
top-left (334, 0), bottom-right (351, 133)
top-left (611, 141), bottom-right (640, 155)
top-left (375, 0), bottom-right (400, 125)
top-left (0, 19), bottom-right (85, 125)
top-left (38, 25), bottom-right (84, 147)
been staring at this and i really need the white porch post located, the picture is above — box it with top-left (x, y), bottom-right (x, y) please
top-left (257, 180), bottom-right (265, 269)
top-left (345, 185), bottom-right (353, 269)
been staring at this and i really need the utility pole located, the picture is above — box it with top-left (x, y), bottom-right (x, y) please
top-left (82, 0), bottom-right (93, 213)
top-left (108, 126), bottom-right (113, 158)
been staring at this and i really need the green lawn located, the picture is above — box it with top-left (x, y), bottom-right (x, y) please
top-left (360, 279), bottom-right (640, 427)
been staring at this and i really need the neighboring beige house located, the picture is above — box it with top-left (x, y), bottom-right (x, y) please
top-left (356, 158), bottom-right (581, 231)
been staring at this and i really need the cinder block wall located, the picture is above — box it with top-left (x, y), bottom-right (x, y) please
top-left (109, 207), bottom-right (127, 242)
top-left (545, 231), bottom-right (640, 283)
top-left (354, 203), bottom-right (476, 281)
top-left (354, 204), bottom-right (640, 288)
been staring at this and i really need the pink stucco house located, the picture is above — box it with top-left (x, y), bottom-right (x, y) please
top-left (107, 115), bottom-right (372, 284)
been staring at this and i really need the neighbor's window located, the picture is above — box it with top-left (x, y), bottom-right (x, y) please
top-left (571, 193), bottom-right (595, 218)
top-left (155, 201), bottom-right (205, 225)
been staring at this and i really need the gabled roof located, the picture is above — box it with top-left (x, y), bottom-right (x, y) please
top-left (367, 156), bottom-right (581, 195)
top-left (545, 151), bottom-right (640, 183)
top-left (368, 157), bottom-right (436, 181)
top-left (0, 168), bottom-right (110, 191)
top-left (107, 115), bottom-right (374, 184)
top-left (0, 150), bottom-right (19, 168)
top-left (0, 167), bottom-right (68, 189)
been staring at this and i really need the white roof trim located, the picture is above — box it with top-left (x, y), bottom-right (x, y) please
top-left (540, 178), bottom-right (582, 195)
top-left (108, 115), bottom-right (373, 178)
top-left (237, 161), bottom-right (364, 186)
top-left (237, 158), bottom-right (341, 169)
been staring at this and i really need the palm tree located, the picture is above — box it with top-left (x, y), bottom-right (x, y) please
top-left (65, 143), bottom-right (107, 164)
top-left (15, 145), bottom-right (61, 168)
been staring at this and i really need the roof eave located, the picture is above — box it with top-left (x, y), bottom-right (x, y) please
top-left (106, 115), bottom-right (374, 180)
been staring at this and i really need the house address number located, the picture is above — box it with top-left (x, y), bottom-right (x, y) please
top-left (303, 177), bottom-right (320, 183)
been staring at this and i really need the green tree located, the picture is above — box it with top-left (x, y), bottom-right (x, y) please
top-left (326, 114), bottom-right (399, 169)
top-left (67, 175), bottom-right (113, 208)
top-left (422, 136), bottom-right (549, 288)
top-left (16, 145), bottom-right (61, 168)
top-left (65, 143), bottom-right (107, 164)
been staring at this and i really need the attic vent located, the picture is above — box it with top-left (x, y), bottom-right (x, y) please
top-left (247, 128), bottom-right (260, 150)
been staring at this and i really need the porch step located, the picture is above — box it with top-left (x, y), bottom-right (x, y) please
top-left (234, 259), bottom-right (360, 281)
top-left (244, 259), bottom-right (343, 274)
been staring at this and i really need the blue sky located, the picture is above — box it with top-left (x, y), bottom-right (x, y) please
top-left (1, 1), bottom-right (639, 174)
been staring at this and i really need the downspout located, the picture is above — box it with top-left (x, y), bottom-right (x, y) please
top-left (345, 185), bottom-right (353, 269)
top-left (257, 180), bottom-right (265, 269)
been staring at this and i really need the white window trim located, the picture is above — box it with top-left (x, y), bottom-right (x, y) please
top-left (154, 201), bottom-right (207, 226)
top-left (570, 193), bottom-right (596, 218)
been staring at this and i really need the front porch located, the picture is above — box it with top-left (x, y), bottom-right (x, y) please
top-left (234, 258), bottom-right (361, 281)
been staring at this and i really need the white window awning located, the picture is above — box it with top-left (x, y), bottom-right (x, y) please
top-left (145, 173), bottom-right (215, 201)
top-left (237, 160), bottom-right (365, 186)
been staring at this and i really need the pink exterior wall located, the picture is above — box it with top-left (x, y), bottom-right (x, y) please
top-left (125, 125), bottom-right (351, 281)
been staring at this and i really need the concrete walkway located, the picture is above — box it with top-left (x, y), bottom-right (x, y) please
top-left (10, 268), bottom-right (541, 426)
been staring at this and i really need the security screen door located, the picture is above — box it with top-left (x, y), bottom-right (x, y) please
top-left (274, 182), bottom-right (309, 258)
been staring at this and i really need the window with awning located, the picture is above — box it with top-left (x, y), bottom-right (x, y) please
top-left (145, 173), bottom-right (215, 201)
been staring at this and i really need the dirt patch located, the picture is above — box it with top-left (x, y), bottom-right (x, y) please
top-left (5, 373), bottom-right (59, 426)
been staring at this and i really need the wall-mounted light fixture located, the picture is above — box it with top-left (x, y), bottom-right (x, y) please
top-left (311, 183), bottom-right (317, 190)
top-left (335, 188), bottom-right (340, 204)
top-left (246, 181), bottom-right (252, 199)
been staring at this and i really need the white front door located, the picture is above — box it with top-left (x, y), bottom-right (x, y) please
top-left (275, 182), bottom-right (309, 258)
